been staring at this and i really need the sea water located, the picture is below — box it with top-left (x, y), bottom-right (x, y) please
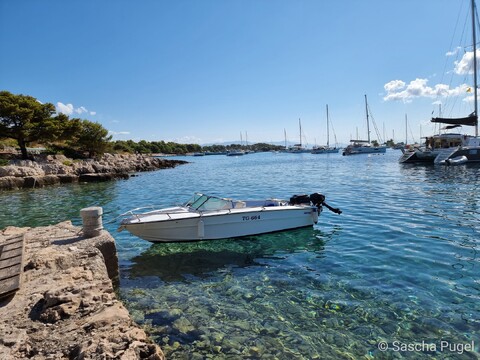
top-left (1, 150), bottom-right (479, 359)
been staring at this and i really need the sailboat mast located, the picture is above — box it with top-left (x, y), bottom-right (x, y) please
top-left (299, 118), bottom-right (302, 147)
top-left (326, 105), bottom-right (330, 148)
top-left (365, 94), bottom-right (370, 143)
top-left (405, 114), bottom-right (408, 144)
top-left (472, 0), bottom-right (478, 136)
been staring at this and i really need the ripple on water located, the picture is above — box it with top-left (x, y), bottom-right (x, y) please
top-left (1, 151), bottom-right (479, 359)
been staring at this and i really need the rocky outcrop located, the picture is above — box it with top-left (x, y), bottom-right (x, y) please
top-left (0, 154), bottom-right (187, 190)
top-left (0, 222), bottom-right (164, 360)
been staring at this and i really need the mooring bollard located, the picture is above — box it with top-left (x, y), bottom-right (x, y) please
top-left (80, 207), bottom-right (103, 237)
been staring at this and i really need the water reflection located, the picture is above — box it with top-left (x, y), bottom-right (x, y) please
top-left (126, 227), bottom-right (327, 282)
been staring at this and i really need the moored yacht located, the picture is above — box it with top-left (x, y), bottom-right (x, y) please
top-left (342, 95), bottom-right (387, 156)
top-left (401, 0), bottom-right (480, 165)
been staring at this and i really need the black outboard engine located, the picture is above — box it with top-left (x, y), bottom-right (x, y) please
top-left (310, 192), bottom-right (342, 215)
top-left (290, 193), bottom-right (342, 215)
top-left (309, 193), bottom-right (325, 208)
top-left (289, 194), bottom-right (311, 205)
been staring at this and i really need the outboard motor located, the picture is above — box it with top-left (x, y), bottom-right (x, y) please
top-left (310, 192), bottom-right (342, 215)
top-left (289, 194), bottom-right (311, 205)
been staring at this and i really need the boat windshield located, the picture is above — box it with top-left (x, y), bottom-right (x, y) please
top-left (186, 194), bottom-right (233, 211)
top-left (184, 194), bottom-right (209, 209)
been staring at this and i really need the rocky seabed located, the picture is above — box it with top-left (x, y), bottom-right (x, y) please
top-left (0, 154), bottom-right (187, 190)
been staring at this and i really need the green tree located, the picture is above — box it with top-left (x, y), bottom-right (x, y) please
top-left (70, 119), bottom-right (112, 158)
top-left (0, 91), bottom-right (68, 159)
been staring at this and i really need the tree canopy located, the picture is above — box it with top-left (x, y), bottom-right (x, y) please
top-left (0, 91), bottom-right (112, 159)
top-left (0, 91), bottom-right (67, 159)
top-left (1, 90), bottom-right (285, 159)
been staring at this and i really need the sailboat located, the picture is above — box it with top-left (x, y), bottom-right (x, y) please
top-left (342, 95), bottom-right (387, 156)
top-left (287, 118), bottom-right (311, 153)
top-left (312, 105), bottom-right (339, 154)
top-left (400, 0), bottom-right (480, 165)
top-left (226, 132), bottom-right (245, 156)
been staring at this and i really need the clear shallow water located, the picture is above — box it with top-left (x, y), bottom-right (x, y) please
top-left (1, 150), bottom-right (479, 359)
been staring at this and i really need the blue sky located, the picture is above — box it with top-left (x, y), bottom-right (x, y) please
top-left (1, 0), bottom-right (478, 146)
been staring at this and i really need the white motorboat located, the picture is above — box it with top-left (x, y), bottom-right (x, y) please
top-left (118, 193), bottom-right (341, 243)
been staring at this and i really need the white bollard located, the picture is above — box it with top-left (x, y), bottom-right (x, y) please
top-left (80, 207), bottom-right (103, 238)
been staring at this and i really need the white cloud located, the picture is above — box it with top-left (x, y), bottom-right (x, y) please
top-left (108, 131), bottom-right (131, 136)
top-left (383, 78), bottom-right (469, 103)
top-left (453, 50), bottom-right (480, 75)
top-left (446, 46), bottom-right (462, 57)
top-left (76, 106), bottom-right (88, 114)
top-left (172, 136), bottom-right (203, 144)
top-left (56, 102), bottom-right (96, 117)
top-left (56, 102), bottom-right (74, 115)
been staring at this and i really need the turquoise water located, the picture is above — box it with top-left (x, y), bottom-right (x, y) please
top-left (1, 150), bottom-right (479, 359)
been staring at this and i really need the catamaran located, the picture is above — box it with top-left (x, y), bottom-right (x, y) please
top-left (400, 0), bottom-right (480, 165)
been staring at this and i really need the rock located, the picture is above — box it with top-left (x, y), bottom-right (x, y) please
top-left (0, 222), bottom-right (164, 359)
top-left (0, 153), bottom-right (187, 190)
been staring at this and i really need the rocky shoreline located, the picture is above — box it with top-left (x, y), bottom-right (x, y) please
top-left (0, 153), bottom-right (188, 190)
top-left (0, 221), bottom-right (165, 359)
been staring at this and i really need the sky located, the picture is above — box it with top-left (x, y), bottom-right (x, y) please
top-left (1, 0), bottom-right (478, 146)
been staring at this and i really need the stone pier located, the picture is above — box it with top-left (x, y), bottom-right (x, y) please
top-left (0, 221), bottom-right (164, 359)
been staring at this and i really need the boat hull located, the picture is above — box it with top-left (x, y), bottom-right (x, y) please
top-left (438, 147), bottom-right (480, 164)
top-left (311, 148), bottom-right (339, 154)
top-left (121, 206), bottom-right (319, 242)
top-left (342, 146), bottom-right (386, 156)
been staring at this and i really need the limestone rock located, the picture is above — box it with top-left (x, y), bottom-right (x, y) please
top-left (0, 222), bottom-right (164, 359)
top-left (0, 153), bottom-right (187, 190)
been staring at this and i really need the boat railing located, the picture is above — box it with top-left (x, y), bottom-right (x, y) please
top-left (118, 205), bottom-right (186, 221)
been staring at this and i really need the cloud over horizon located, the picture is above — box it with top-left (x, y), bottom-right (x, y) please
top-left (383, 50), bottom-right (477, 103)
top-left (56, 102), bottom-right (96, 116)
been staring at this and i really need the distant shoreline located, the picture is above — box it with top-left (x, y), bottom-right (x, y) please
top-left (0, 153), bottom-right (188, 191)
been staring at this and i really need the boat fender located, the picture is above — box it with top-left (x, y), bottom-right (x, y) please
top-left (197, 219), bottom-right (205, 238)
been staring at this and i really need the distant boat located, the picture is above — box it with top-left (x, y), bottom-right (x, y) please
top-left (287, 119), bottom-right (311, 153)
top-left (226, 150), bottom-right (245, 156)
top-left (312, 105), bottom-right (339, 154)
top-left (227, 132), bottom-right (247, 156)
top-left (342, 95), bottom-right (387, 156)
top-left (193, 152), bottom-right (205, 156)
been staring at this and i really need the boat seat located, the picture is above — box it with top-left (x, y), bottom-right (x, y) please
top-left (234, 201), bottom-right (246, 208)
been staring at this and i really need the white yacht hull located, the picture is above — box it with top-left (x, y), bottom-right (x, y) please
top-left (120, 205), bottom-right (319, 242)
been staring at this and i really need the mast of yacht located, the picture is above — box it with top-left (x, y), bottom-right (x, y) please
top-left (405, 114), bottom-right (408, 145)
top-left (472, 0), bottom-right (478, 136)
top-left (326, 105), bottom-right (330, 148)
top-left (299, 118), bottom-right (302, 147)
top-left (365, 95), bottom-right (371, 143)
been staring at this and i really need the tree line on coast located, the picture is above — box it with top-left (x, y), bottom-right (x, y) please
top-left (0, 91), bottom-right (283, 160)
